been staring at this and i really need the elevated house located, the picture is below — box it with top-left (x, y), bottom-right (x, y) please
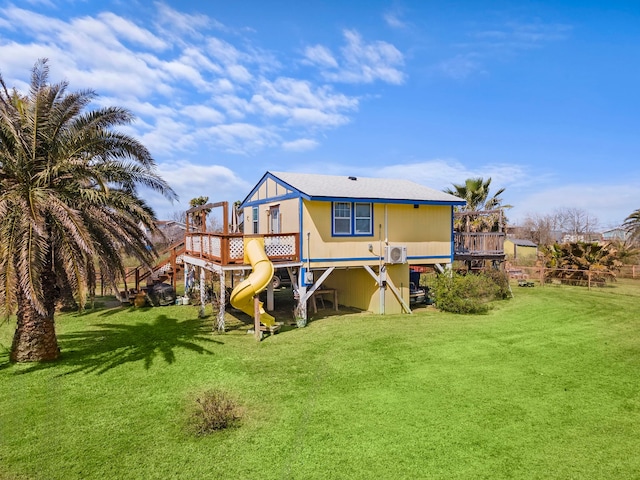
top-left (239, 171), bottom-right (465, 314)
top-left (141, 171), bottom-right (508, 331)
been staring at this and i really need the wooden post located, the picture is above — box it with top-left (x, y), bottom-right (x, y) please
top-left (296, 284), bottom-right (307, 327)
top-left (267, 278), bottom-right (274, 311)
top-left (540, 266), bottom-right (544, 286)
top-left (217, 269), bottom-right (226, 333)
top-left (588, 270), bottom-right (591, 290)
top-left (254, 295), bottom-right (261, 341)
top-left (199, 267), bottom-right (206, 318)
top-left (223, 202), bottom-right (229, 235)
top-left (170, 247), bottom-right (177, 292)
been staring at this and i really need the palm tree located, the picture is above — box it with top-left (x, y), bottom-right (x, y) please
top-left (444, 177), bottom-right (507, 212)
top-left (188, 195), bottom-right (210, 231)
top-left (0, 59), bottom-right (177, 362)
top-left (444, 177), bottom-right (511, 232)
top-left (623, 208), bottom-right (640, 245)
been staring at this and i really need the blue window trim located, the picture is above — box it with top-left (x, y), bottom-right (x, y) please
top-left (331, 201), bottom-right (374, 237)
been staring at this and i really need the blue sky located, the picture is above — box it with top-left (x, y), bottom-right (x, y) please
top-left (1, 0), bottom-right (638, 228)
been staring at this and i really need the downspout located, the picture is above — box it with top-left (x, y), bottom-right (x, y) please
top-left (307, 232), bottom-right (311, 273)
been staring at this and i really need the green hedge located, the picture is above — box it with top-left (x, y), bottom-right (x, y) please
top-left (431, 270), bottom-right (510, 314)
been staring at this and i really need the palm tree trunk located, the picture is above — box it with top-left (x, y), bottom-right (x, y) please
top-left (10, 269), bottom-right (60, 362)
top-left (10, 303), bottom-right (59, 362)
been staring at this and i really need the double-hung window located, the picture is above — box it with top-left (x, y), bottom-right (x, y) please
top-left (332, 202), bottom-right (372, 236)
top-left (354, 202), bottom-right (372, 234)
top-left (333, 202), bottom-right (351, 235)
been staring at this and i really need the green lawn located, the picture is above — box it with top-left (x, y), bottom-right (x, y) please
top-left (1, 281), bottom-right (639, 479)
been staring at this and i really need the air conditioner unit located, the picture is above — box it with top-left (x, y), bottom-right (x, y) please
top-left (385, 245), bottom-right (407, 264)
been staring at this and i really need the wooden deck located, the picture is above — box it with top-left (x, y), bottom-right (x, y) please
top-left (184, 232), bottom-right (300, 266)
top-left (453, 232), bottom-right (505, 261)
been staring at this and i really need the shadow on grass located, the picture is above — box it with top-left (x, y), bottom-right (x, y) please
top-left (13, 314), bottom-right (221, 376)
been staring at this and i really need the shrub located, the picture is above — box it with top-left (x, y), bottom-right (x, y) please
top-left (187, 389), bottom-right (242, 435)
top-left (431, 271), bottom-right (508, 314)
top-left (540, 242), bottom-right (621, 285)
top-left (482, 269), bottom-right (511, 299)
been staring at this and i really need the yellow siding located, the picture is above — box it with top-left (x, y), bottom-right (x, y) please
top-left (324, 268), bottom-right (378, 312)
top-left (242, 198), bottom-right (298, 235)
top-left (275, 198), bottom-right (299, 233)
top-left (504, 240), bottom-right (538, 262)
top-left (302, 200), bottom-right (452, 267)
top-left (302, 201), bottom-right (371, 267)
top-left (322, 264), bottom-right (409, 314)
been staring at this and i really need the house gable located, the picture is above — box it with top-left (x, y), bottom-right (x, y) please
top-left (240, 172), bottom-right (306, 208)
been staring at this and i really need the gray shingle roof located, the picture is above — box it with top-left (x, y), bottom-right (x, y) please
top-left (509, 238), bottom-right (538, 247)
top-left (270, 171), bottom-right (464, 203)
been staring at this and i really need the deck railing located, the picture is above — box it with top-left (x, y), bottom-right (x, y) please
top-left (185, 232), bottom-right (300, 265)
top-left (454, 232), bottom-right (505, 257)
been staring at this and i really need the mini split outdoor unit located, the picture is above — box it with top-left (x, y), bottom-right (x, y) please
top-left (385, 245), bottom-right (407, 264)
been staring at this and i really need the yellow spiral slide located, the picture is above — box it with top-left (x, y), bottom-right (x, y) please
top-left (230, 238), bottom-right (276, 327)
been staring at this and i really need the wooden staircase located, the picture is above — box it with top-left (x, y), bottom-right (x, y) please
top-left (125, 240), bottom-right (186, 294)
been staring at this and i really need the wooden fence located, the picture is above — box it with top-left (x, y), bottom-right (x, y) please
top-left (506, 265), bottom-right (639, 290)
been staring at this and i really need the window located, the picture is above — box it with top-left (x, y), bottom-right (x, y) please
top-left (333, 202), bottom-right (351, 235)
top-left (332, 202), bottom-right (372, 236)
top-left (252, 207), bottom-right (258, 234)
top-left (354, 203), bottom-right (372, 234)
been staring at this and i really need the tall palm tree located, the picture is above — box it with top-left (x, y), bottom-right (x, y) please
top-left (623, 208), bottom-right (640, 245)
top-left (0, 59), bottom-right (177, 362)
top-left (444, 177), bottom-right (507, 212)
top-left (444, 177), bottom-right (511, 232)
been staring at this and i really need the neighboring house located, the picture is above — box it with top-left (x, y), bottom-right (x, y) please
top-left (561, 232), bottom-right (603, 243)
top-left (238, 171), bottom-right (465, 315)
top-left (504, 238), bottom-right (538, 263)
top-left (152, 220), bottom-right (187, 247)
top-left (601, 227), bottom-right (628, 243)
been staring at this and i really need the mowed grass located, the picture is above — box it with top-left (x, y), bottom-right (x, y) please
top-left (1, 281), bottom-right (639, 479)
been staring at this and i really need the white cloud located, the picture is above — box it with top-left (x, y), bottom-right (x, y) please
top-left (303, 45), bottom-right (338, 68)
top-left (97, 12), bottom-right (167, 50)
top-left (288, 107), bottom-right (350, 127)
top-left (144, 161), bottom-right (252, 218)
top-left (248, 77), bottom-right (358, 128)
top-left (304, 29), bottom-right (405, 85)
top-left (153, 2), bottom-right (212, 40)
top-left (281, 138), bottom-right (319, 152)
top-left (181, 104), bottom-right (225, 124)
top-left (205, 123), bottom-right (280, 154)
top-left (383, 9), bottom-right (408, 29)
top-left (0, 2), bottom-right (411, 190)
top-left (0, 5), bottom-right (378, 155)
top-left (256, 77), bottom-right (358, 111)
